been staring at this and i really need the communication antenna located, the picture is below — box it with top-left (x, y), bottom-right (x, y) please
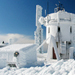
top-left (58, 1), bottom-right (60, 3)
top-left (45, 9), bottom-right (46, 16)
top-left (47, 2), bottom-right (49, 15)
top-left (55, 1), bottom-right (65, 12)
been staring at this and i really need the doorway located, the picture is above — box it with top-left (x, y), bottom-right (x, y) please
top-left (53, 47), bottom-right (56, 59)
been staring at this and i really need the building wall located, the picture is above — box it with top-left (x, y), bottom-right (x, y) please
top-left (60, 23), bottom-right (70, 41)
top-left (46, 25), bottom-right (58, 44)
top-left (45, 11), bottom-right (75, 59)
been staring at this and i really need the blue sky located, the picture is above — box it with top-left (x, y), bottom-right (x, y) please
top-left (0, 0), bottom-right (75, 43)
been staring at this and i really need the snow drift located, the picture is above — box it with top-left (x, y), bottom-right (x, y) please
top-left (0, 59), bottom-right (75, 75)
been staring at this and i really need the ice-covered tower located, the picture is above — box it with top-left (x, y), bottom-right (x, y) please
top-left (34, 5), bottom-right (43, 53)
top-left (39, 2), bottom-right (75, 62)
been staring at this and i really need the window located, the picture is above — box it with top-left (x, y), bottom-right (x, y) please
top-left (40, 30), bottom-right (41, 32)
top-left (70, 26), bottom-right (72, 33)
top-left (56, 42), bottom-right (58, 48)
top-left (48, 27), bottom-right (50, 33)
top-left (58, 27), bottom-right (60, 32)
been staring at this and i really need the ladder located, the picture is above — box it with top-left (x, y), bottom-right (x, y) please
top-left (60, 41), bottom-right (66, 54)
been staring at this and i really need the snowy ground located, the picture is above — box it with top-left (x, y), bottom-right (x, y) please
top-left (0, 53), bottom-right (75, 75)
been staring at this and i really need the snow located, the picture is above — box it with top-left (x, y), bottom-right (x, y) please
top-left (0, 44), bottom-right (37, 68)
top-left (0, 44), bottom-right (34, 51)
top-left (0, 55), bottom-right (75, 75)
top-left (0, 48), bottom-right (74, 75)
top-left (0, 49), bottom-right (74, 75)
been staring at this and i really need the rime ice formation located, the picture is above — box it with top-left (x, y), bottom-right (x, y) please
top-left (34, 5), bottom-right (43, 53)
top-left (38, 2), bottom-right (75, 64)
top-left (0, 44), bottom-right (37, 68)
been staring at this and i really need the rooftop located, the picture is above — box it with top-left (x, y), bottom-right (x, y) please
top-left (0, 44), bottom-right (35, 52)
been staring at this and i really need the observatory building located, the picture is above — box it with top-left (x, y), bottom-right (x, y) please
top-left (39, 2), bottom-right (75, 63)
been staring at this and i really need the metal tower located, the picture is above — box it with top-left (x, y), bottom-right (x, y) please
top-left (34, 5), bottom-right (43, 53)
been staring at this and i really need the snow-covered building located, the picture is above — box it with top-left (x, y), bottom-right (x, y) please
top-left (0, 41), bottom-right (8, 48)
top-left (0, 44), bottom-right (37, 68)
top-left (0, 43), bottom-right (7, 48)
top-left (38, 2), bottom-right (75, 63)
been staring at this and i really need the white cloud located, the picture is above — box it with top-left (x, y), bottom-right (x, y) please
top-left (0, 33), bottom-right (34, 44)
top-left (0, 33), bottom-right (48, 52)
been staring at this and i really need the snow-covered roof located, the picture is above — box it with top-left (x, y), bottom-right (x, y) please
top-left (0, 43), bottom-right (8, 47)
top-left (0, 44), bottom-right (6, 46)
top-left (0, 44), bottom-right (36, 52)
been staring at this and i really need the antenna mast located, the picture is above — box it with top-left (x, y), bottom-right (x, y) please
top-left (47, 2), bottom-right (49, 15)
top-left (54, 2), bottom-right (65, 12)
top-left (45, 10), bottom-right (46, 16)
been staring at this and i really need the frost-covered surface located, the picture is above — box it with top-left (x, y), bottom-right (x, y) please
top-left (0, 44), bottom-right (34, 51)
top-left (0, 44), bottom-right (37, 68)
top-left (0, 59), bottom-right (75, 75)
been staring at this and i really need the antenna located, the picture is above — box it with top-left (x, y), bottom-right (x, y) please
top-left (45, 9), bottom-right (46, 16)
top-left (58, 1), bottom-right (60, 3)
top-left (55, 1), bottom-right (65, 12)
top-left (47, 2), bottom-right (49, 15)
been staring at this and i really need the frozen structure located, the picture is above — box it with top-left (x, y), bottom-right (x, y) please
top-left (0, 41), bottom-right (8, 48)
top-left (38, 3), bottom-right (75, 63)
top-left (0, 44), bottom-right (37, 68)
top-left (34, 5), bottom-right (43, 53)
